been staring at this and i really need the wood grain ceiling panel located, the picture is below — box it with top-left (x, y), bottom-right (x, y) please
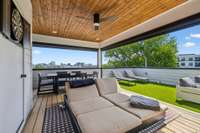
top-left (32, 0), bottom-right (186, 42)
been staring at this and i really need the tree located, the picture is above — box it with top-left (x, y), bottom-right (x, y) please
top-left (104, 34), bottom-right (177, 68)
top-left (34, 63), bottom-right (46, 69)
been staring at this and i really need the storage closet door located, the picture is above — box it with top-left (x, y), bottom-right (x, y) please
top-left (0, 35), bottom-right (24, 133)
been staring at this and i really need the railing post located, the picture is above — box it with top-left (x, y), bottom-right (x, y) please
top-left (97, 48), bottom-right (102, 78)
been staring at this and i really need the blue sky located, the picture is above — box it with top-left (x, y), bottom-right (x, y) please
top-left (170, 24), bottom-right (200, 55)
top-left (33, 25), bottom-right (200, 65)
top-left (32, 48), bottom-right (97, 65)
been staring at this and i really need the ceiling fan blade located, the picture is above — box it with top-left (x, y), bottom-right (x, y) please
top-left (75, 16), bottom-right (92, 21)
top-left (101, 16), bottom-right (118, 22)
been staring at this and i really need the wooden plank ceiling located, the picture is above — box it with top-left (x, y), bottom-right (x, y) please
top-left (32, 0), bottom-right (186, 42)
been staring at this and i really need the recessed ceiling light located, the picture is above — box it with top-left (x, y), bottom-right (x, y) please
top-left (52, 30), bottom-right (57, 34)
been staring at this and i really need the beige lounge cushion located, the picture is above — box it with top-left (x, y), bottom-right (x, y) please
top-left (70, 97), bottom-right (113, 116)
top-left (77, 107), bottom-right (142, 133)
top-left (65, 82), bottom-right (99, 102)
top-left (119, 101), bottom-right (167, 122)
top-left (104, 92), bottom-right (167, 122)
top-left (104, 93), bottom-right (130, 104)
top-left (96, 78), bottom-right (119, 96)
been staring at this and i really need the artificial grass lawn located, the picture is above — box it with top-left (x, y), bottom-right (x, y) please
top-left (119, 81), bottom-right (200, 113)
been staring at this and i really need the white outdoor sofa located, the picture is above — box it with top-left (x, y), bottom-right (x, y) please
top-left (176, 76), bottom-right (200, 104)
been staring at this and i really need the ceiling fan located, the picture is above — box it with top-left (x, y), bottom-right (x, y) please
top-left (75, 13), bottom-right (117, 31)
top-left (65, 1), bottom-right (118, 31)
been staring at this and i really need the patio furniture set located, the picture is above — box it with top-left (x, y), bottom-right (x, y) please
top-left (37, 71), bottom-right (98, 95)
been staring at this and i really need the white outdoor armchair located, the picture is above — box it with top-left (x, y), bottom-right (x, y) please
top-left (176, 76), bottom-right (200, 104)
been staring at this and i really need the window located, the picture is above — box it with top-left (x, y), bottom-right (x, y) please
top-left (102, 24), bottom-right (200, 68)
top-left (32, 47), bottom-right (97, 69)
top-left (195, 57), bottom-right (200, 61)
top-left (195, 62), bottom-right (200, 67)
top-left (181, 63), bottom-right (185, 66)
top-left (181, 58), bottom-right (185, 61)
top-left (188, 63), bottom-right (193, 66)
top-left (189, 57), bottom-right (193, 61)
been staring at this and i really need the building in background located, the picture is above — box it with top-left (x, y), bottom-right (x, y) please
top-left (178, 54), bottom-right (200, 68)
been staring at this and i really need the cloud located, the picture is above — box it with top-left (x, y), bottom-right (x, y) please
top-left (190, 34), bottom-right (200, 38)
top-left (33, 50), bottom-right (41, 54)
top-left (184, 42), bottom-right (196, 48)
top-left (185, 36), bottom-right (190, 40)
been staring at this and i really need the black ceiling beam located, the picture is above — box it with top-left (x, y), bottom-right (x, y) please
top-left (33, 42), bottom-right (98, 52)
top-left (102, 12), bottom-right (200, 51)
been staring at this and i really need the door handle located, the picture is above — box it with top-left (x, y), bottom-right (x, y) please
top-left (21, 74), bottom-right (27, 78)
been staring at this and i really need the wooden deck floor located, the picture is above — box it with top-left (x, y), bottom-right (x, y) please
top-left (22, 93), bottom-right (200, 133)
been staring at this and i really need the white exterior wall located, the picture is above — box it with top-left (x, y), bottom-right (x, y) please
top-left (102, 68), bottom-right (200, 86)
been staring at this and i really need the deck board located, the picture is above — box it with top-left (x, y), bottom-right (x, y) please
top-left (46, 95), bottom-right (52, 107)
top-left (172, 120), bottom-right (196, 133)
top-left (22, 97), bottom-right (43, 133)
top-left (57, 94), bottom-right (62, 104)
top-left (22, 93), bottom-right (200, 133)
top-left (176, 117), bottom-right (200, 130)
top-left (158, 127), bottom-right (175, 133)
top-left (159, 127), bottom-right (176, 133)
top-left (52, 95), bottom-right (58, 106)
top-left (33, 96), bottom-right (48, 133)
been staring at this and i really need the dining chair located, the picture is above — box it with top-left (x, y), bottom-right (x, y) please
top-left (37, 73), bottom-right (54, 95)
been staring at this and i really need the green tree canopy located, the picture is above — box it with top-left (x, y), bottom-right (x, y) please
top-left (104, 34), bottom-right (177, 68)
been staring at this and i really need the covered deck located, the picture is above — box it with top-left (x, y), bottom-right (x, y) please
top-left (22, 92), bottom-right (200, 133)
top-left (29, 0), bottom-right (200, 132)
top-left (1, 0), bottom-right (200, 133)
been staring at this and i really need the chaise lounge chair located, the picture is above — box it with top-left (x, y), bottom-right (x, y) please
top-left (96, 78), bottom-right (167, 124)
top-left (112, 70), bottom-right (136, 85)
top-left (124, 70), bottom-right (148, 81)
top-left (64, 80), bottom-right (142, 133)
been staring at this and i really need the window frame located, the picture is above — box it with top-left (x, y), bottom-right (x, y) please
top-left (32, 42), bottom-right (99, 70)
